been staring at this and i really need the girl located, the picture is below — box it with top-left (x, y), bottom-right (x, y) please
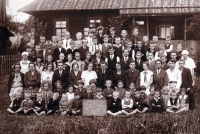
top-left (53, 53), bottom-right (65, 71)
top-left (69, 62), bottom-right (82, 87)
top-left (121, 91), bottom-right (134, 115)
top-left (94, 88), bottom-right (105, 99)
top-left (40, 80), bottom-right (53, 106)
top-left (103, 80), bottom-right (114, 110)
top-left (41, 62), bottom-right (54, 84)
top-left (59, 94), bottom-right (70, 115)
top-left (35, 54), bottom-right (44, 74)
top-left (66, 85), bottom-right (75, 102)
top-left (47, 92), bottom-right (60, 115)
top-left (176, 88), bottom-right (189, 113)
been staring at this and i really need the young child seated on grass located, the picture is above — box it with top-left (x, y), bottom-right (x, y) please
top-left (161, 87), bottom-right (170, 109)
top-left (15, 93), bottom-right (34, 115)
top-left (40, 80), bottom-right (53, 107)
top-left (66, 85), bottom-right (75, 102)
top-left (132, 88), bottom-right (148, 114)
top-left (103, 80), bottom-right (114, 110)
top-left (24, 86), bottom-right (36, 100)
top-left (107, 91), bottom-right (122, 116)
top-left (71, 92), bottom-right (82, 115)
top-left (166, 91), bottom-right (180, 113)
top-left (94, 87), bottom-right (105, 99)
top-left (59, 94), bottom-right (71, 115)
top-left (147, 85), bottom-right (155, 106)
top-left (7, 92), bottom-right (23, 114)
top-left (47, 92), bottom-right (60, 115)
top-left (150, 90), bottom-right (165, 113)
top-left (82, 85), bottom-right (94, 99)
top-left (33, 93), bottom-right (46, 115)
top-left (176, 88), bottom-right (189, 113)
top-left (115, 80), bottom-right (126, 100)
top-left (53, 80), bottom-right (65, 100)
top-left (121, 91), bottom-right (134, 115)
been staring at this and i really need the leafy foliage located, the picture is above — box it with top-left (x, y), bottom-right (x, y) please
top-left (186, 14), bottom-right (200, 40)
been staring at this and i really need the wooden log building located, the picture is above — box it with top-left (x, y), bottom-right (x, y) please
top-left (18, 0), bottom-right (200, 41)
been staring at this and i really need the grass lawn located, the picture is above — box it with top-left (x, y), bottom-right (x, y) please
top-left (0, 75), bottom-right (200, 134)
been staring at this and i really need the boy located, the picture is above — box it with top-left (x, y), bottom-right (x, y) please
top-left (82, 85), bottom-right (94, 99)
top-left (94, 88), bottom-right (105, 99)
top-left (35, 54), bottom-right (44, 74)
top-left (142, 35), bottom-right (150, 52)
top-left (107, 91), bottom-right (122, 116)
top-left (40, 80), bottom-right (53, 107)
top-left (125, 39), bottom-right (135, 60)
top-left (176, 43), bottom-right (182, 60)
top-left (165, 36), bottom-right (173, 63)
top-left (7, 92), bottom-right (23, 114)
top-left (135, 41), bottom-right (146, 61)
top-left (166, 91), bottom-right (180, 113)
top-left (89, 36), bottom-right (102, 57)
top-left (53, 80), bottom-right (65, 101)
top-left (105, 46), bottom-right (120, 71)
top-left (15, 93), bottom-right (34, 115)
top-left (115, 80), bottom-right (126, 100)
top-left (128, 82), bottom-right (135, 98)
top-left (113, 37), bottom-right (123, 58)
top-left (33, 93), bottom-right (46, 115)
top-left (103, 80), bottom-right (114, 110)
top-left (75, 80), bottom-right (86, 96)
top-left (79, 38), bottom-right (89, 61)
top-left (155, 44), bottom-right (167, 60)
top-left (89, 79), bottom-right (97, 96)
top-left (135, 51), bottom-right (144, 72)
top-left (146, 43), bottom-right (156, 58)
top-left (66, 41), bottom-right (79, 60)
top-left (101, 35), bottom-right (111, 59)
top-left (150, 90), bottom-right (165, 113)
top-left (121, 91), bottom-right (133, 115)
top-left (161, 87), bottom-right (170, 109)
top-left (71, 92), bottom-right (82, 115)
top-left (46, 92), bottom-right (60, 115)
top-left (147, 85), bottom-right (155, 106)
top-left (108, 27), bottom-right (116, 44)
top-left (176, 88), bottom-right (189, 113)
top-left (43, 41), bottom-right (54, 63)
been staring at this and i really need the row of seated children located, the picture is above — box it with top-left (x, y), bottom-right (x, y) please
top-left (7, 79), bottom-right (189, 116)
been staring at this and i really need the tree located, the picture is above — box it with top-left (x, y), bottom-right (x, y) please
top-left (186, 14), bottom-right (200, 40)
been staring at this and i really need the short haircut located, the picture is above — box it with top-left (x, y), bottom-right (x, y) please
top-left (123, 49), bottom-right (129, 53)
top-left (155, 59), bottom-right (162, 64)
top-left (70, 40), bottom-right (75, 45)
top-left (72, 62), bottom-right (79, 69)
top-left (171, 51), bottom-right (177, 54)
top-left (108, 45), bottom-right (114, 50)
top-left (136, 51), bottom-right (142, 55)
top-left (118, 80), bottom-right (123, 84)
top-left (59, 53), bottom-right (65, 57)
top-left (65, 31), bottom-right (70, 35)
top-left (113, 91), bottom-right (119, 96)
top-left (115, 37), bottom-right (121, 40)
top-left (75, 52), bottom-right (80, 56)
top-left (121, 30), bottom-right (127, 33)
top-left (76, 32), bottom-right (82, 36)
top-left (100, 61), bottom-right (107, 66)
top-left (85, 51), bottom-right (91, 56)
top-left (179, 59), bottom-right (185, 63)
top-left (29, 62), bottom-right (35, 67)
top-left (92, 36), bottom-right (98, 40)
top-left (152, 35), bottom-right (158, 39)
top-left (57, 61), bottom-right (63, 65)
top-left (169, 59), bottom-right (176, 63)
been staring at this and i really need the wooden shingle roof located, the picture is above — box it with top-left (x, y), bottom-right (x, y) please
top-left (18, 0), bottom-right (200, 13)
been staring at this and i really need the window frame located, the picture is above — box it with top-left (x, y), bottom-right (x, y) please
top-left (156, 25), bottom-right (175, 39)
top-left (54, 18), bottom-right (69, 40)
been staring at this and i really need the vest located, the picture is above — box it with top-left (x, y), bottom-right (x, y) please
top-left (165, 44), bottom-right (171, 50)
top-left (170, 98), bottom-right (178, 106)
top-left (108, 54), bottom-right (117, 70)
top-left (102, 44), bottom-right (109, 58)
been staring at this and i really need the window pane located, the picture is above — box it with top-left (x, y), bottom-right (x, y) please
top-left (61, 21), bottom-right (66, 28)
top-left (84, 28), bottom-right (89, 32)
top-left (170, 26), bottom-right (175, 38)
top-left (90, 24), bottom-right (95, 27)
top-left (96, 20), bottom-right (101, 23)
top-left (56, 21), bottom-right (61, 28)
top-left (90, 20), bottom-right (95, 23)
top-left (56, 29), bottom-right (61, 40)
top-left (160, 27), bottom-right (166, 38)
top-left (61, 29), bottom-right (67, 39)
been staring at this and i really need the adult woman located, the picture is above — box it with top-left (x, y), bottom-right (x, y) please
top-left (75, 32), bottom-right (83, 49)
top-left (41, 62), bottom-right (54, 83)
top-left (113, 62), bottom-right (126, 88)
top-left (82, 51), bottom-right (92, 71)
top-left (20, 51), bottom-right (30, 74)
top-left (97, 26), bottom-right (104, 44)
top-left (92, 50), bottom-right (105, 72)
top-left (69, 62), bottom-right (82, 88)
top-left (81, 62), bottom-right (98, 87)
top-left (8, 63), bottom-right (24, 103)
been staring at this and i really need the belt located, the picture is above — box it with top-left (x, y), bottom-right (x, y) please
top-left (169, 81), bottom-right (177, 83)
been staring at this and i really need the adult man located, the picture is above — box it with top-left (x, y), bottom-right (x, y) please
top-left (125, 60), bottom-right (140, 88)
top-left (165, 36), bottom-right (173, 63)
top-left (142, 35), bottom-right (150, 52)
top-left (63, 31), bottom-right (73, 50)
top-left (182, 50), bottom-right (196, 86)
top-left (52, 40), bottom-right (67, 61)
top-left (170, 51), bottom-right (179, 69)
top-left (153, 59), bottom-right (168, 90)
top-left (105, 46), bottom-right (120, 70)
top-left (52, 61), bottom-right (69, 89)
top-left (121, 30), bottom-right (129, 47)
top-left (79, 38), bottom-right (89, 61)
top-left (97, 62), bottom-right (113, 89)
top-left (120, 49), bottom-right (132, 71)
top-left (179, 59), bottom-right (194, 110)
top-left (24, 62), bottom-right (41, 92)
top-left (152, 35), bottom-right (159, 51)
top-left (140, 62), bottom-right (153, 95)
top-left (166, 59), bottom-right (181, 93)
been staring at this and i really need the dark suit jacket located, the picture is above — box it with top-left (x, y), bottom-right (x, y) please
top-left (52, 69), bottom-right (69, 89)
top-left (120, 57), bottom-right (132, 71)
top-left (135, 59), bottom-right (144, 72)
top-left (181, 67), bottom-right (193, 88)
top-left (82, 92), bottom-right (94, 99)
top-left (153, 69), bottom-right (168, 90)
top-left (97, 34), bottom-right (104, 44)
top-left (162, 63), bottom-right (169, 71)
top-left (97, 69), bottom-right (113, 88)
top-left (24, 70), bottom-right (41, 88)
top-left (79, 46), bottom-right (89, 61)
top-left (52, 47), bottom-right (67, 61)
top-left (69, 71), bottom-right (82, 86)
top-left (143, 42), bottom-right (150, 52)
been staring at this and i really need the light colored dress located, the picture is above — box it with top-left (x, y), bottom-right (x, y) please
top-left (41, 71), bottom-right (54, 83)
top-left (20, 60), bottom-right (30, 74)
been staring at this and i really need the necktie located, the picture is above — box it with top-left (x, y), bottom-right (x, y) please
top-left (59, 70), bottom-right (62, 77)
top-left (110, 55), bottom-right (113, 60)
top-left (138, 60), bottom-right (140, 64)
top-left (66, 40), bottom-right (68, 47)
top-left (144, 72), bottom-right (147, 82)
top-left (125, 57), bottom-right (127, 63)
top-left (157, 69), bottom-right (160, 75)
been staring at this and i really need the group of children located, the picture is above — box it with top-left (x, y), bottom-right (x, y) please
top-left (7, 78), bottom-right (189, 116)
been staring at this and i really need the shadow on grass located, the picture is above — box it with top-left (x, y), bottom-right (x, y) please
top-left (0, 75), bottom-right (200, 134)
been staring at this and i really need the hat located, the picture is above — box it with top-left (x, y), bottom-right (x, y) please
top-left (77, 80), bottom-right (84, 85)
top-left (97, 26), bottom-right (104, 31)
top-left (110, 27), bottom-right (115, 31)
top-left (182, 50), bottom-right (189, 55)
top-left (22, 51), bottom-right (28, 56)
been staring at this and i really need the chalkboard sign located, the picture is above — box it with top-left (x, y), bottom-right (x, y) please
top-left (82, 99), bottom-right (107, 116)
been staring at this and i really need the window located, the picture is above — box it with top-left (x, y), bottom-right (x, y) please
top-left (54, 18), bottom-right (69, 40)
top-left (156, 25), bottom-right (175, 39)
top-left (84, 17), bottom-right (103, 36)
